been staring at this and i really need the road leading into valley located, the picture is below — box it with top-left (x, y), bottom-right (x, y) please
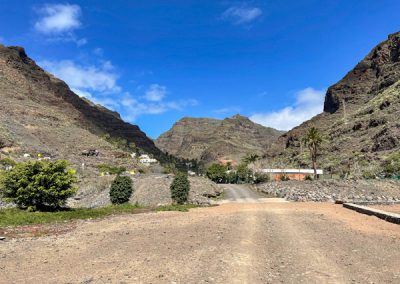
top-left (1, 185), bottom-right (400, 283)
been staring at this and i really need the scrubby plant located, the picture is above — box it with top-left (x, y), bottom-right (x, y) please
top-left (304, 175), bottom-right (313, 181)
top-left (206, 164), bottom-right (227, 183)
top-left (109, 176), bottom-right (133, 204)
top-left (253, 172), bottom-right (270, 184)
top-left (280, 174), bottom-right (290, 181)
top-left (97, 164), bottom-right (126, 175)
top-left (382, 151), bottom-right (400, 177)
top-left (170, 172), bottom-right (190, 204)
top-left (236, 163), bottom-right (252, 183)
top-left (0, 157), bottom-right (16, 167)
top-left (0, 160), bottom-right (77, 211)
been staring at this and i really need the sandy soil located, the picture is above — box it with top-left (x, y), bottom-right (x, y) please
top-left (1, 187), bottom-right (400, 283)
top-left (370, 204), bottom-right (400, 214)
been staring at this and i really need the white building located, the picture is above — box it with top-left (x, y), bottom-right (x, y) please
top-left (139, 154), bottom-right (157, 165)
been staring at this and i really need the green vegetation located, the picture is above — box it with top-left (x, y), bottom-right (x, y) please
top-left (236, 163), bottom-right (252, 183)
top-left (0, 160), bottom-right (77, 211)
top-left (302, 127), bottom-right (323, 178)
top-left (0, 157), bottom-right (16, 167)
top-left (206, 163), bottom-right (228, 183)
top-left (96, 164), bottom-right (126, 175)
top-left (280, 174), bottom-right (290, 181)
top-left (109, 176), bottom-right (133, 204)
top-left (156, 204), bottom-right (198, 212)
top-left (242, 153), bottom-right (259, 165)
top-left (253, 172), bottom-right (270, 184)
top-left (0, 204), bottom-right (143, 227)
top-left (383, 151), bottom-right (400, 178)
top-left (170, 172), bottom-right (190, 204)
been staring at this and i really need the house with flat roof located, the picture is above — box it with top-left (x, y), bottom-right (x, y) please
top-left (261, 169), bottom-right (323, 181)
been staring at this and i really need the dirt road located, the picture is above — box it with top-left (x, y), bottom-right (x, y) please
top-left (1, 185), bottom-right (400, 283)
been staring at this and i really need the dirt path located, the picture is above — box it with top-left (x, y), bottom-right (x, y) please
top-left (1, 188), bottom-right (400, 283)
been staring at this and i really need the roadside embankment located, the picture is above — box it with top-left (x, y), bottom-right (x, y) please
top-left (254, 180), bottom-right (400, 203)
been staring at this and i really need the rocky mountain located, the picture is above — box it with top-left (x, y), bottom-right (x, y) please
top-left (270, 32), bottom-right (400, 176)
top-left (0, 45), bottom-right (163, 166)
top-left (155, 115), bottom-right (283, 164)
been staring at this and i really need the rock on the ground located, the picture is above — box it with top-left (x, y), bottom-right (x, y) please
top-left (254, 179), bottom-right (400, 203)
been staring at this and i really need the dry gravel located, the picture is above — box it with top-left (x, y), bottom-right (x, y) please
top-left (1, 199), bottom-right (399, 283)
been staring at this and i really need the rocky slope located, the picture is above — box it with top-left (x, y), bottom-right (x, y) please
top-left (270, 32), bottom-right (400, 176)
top-left (0, 45), bottom-right (163, 166)
top-left (155, 115), bottom-right (283, 165)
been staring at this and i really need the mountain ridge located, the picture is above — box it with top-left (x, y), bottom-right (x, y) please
top-left (0, 44), bottom-right (164, 165)
top-left (155, 114), bottom-right (284, 164)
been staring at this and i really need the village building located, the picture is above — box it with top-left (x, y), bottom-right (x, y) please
top-left (261, 169), bottom-right (324, 181)
top-left (139, 154), bottom-right (157, 166)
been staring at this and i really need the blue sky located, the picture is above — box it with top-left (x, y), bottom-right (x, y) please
top-left (0, 1), bottom-right (399, 138)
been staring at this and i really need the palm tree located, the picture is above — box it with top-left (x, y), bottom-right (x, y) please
top-left (302, 127), bottom-right (323, 178)
top-left (242, 153), bottom-right (259, 165)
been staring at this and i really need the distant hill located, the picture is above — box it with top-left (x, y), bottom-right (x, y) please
top-left (269, 32), bottom-right (400, 176)
top-left (155, 115), bottom-right (284, 165)
top-left (0, 45), bottom-right (164, 166)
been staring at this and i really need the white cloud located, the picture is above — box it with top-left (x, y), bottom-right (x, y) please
top-left (34, 4), bottom-right (82, 34)
top-left (144, 84), bottom-right (167, 102)
top-left (34, 4), bottom-right (86, 46)
top-left (222, 5), bottom-right (262, 25)
top-left (39, 60), bottom-right (120, 94)
top-left (250, 87), bottom-right (326, 130)
top-left (93, 48), bottom-right (104, 56)
top-left (122, 91), bottom-right (198, 121)
top-left (39, 59), bottom-right (197, 121)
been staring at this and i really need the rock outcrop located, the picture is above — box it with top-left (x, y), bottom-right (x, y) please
top-left (155, 115), bottom-right (283, 164)
top-left (270, 32), bottom-right (400, 175)
top-left (0, 45), bottom-right (163, 164)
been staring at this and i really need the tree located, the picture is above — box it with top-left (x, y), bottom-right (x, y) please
top-left (383, 151), bottom-right (400, 178)
top-left (302, 127), bottom-right (323, 178)
top-left (237, 163), bottom-right (252, 183)
top-left (1, 160), bottom-right (77, 211)
top-left (206, 164), bottom-right (227, 183)
top-left (170, 172), bottom-right (190, 204)
top-left (110, 176), bottom-right (133, 204)
top-left (242, 153), bottom-right (259, 165)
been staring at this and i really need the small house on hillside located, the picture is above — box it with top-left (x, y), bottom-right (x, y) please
top-left (139, 154), bottom-right (157, 166)
top-left (261, 169), bottom-right (323, 181)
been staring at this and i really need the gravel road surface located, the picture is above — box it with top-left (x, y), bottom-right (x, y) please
top-left (1, 185), bottom-right (399, 283)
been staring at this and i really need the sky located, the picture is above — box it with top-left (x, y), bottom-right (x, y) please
top-left (0, 1), bottom-right (399, 138)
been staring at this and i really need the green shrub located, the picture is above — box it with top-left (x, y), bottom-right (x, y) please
top-left (1, 160), bottom-right (77, 211)
top-left (237, 163), bottom-right (252, 183)
top-left (109, 176), bottom-right (133, 204)
top-left (382, 152), bottom-right (400, 177)
top-left (253, 172), bottom-right (270, 184)
top-left (206, 164), bottom-right (227, 183)
top-left (305, 175), bottom-right (313, 181)
top-left (97, 164), bottom-right (126, 175)
top-left (280, 174), bottom-right (290, 181)
top-left (0, 157), bottom-right (16, 167)
top-left (170, 172), bottom-right (190, 204)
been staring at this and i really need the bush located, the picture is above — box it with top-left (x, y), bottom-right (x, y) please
top-left (97, 164), bottom-right (126, 175)
top-left (253, 172), bottom-right (270, 184)
top-left (383, 151), bottom-right (400, 177)
top-left (305, 175), bottom-right (313, 181)
top-left (280, 174), bottom-right (290, 181)
top-left (206, 164), bottom-right (227, 183)
top-left (109, 176), bottom-right (133, 204)
top-left (1, 160), bottom-right (77, 211)
top-left (0, 157), bottom-right (16, 167)
top-left (237, 163), bottom-right (252, 183)
top-left (170, 172), bottom-right (190, 204)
